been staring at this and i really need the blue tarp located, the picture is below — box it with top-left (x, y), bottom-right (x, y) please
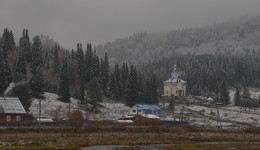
top-left (160, 120), bottom-right (188, 125)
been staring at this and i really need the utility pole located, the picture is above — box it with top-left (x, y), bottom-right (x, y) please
top-left (179, 106), bottom-right (184, 121)
top-left (216, 106), bottom-right (222, 128)
top-left (38, 99), bottom-right (41, 125)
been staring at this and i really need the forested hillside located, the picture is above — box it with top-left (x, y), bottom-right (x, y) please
top-left (140, 52), bottom-right (260, 97)
top-left (0, 29), bottom-right (158, 110)
top-left (96, 16), bottom-right (260, 65)
top-left (93, 16), bottom-right (260, 99)
top-left (1, 16), bottom-right (260, 110)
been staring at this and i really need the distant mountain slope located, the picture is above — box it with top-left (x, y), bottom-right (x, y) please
top-left (96, 16), bottom-right (260, 64)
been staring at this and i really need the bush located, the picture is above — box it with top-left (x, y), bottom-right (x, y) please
top-left (69, 110), bottom-right (84, 129)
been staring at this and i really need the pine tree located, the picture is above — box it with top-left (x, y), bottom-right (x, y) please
top-left (92, 51), bottom-right (100, 78)
top-left (30, 36), bottom-right (44, 98)
top-left (144, 81), bottom-right (151, 103)
top-left (234, 88), bottom-right (240, 106)
top-left (76, 43), bottom-right (85, 79)
top-left (58, 59), bottom-right (70, 102)
top-left (0, 48), bottom-right (7, 95)
top-left (150, 75), bottom-right (158, 104)
top-left (100, 53), bottom-right (110, 96)
top-left (220, 81), bottom-right (230, 105)
top-left (71, 49), bottom-right (75, 60)
top-left (52, 44), bottom-right (60, 74)
top-left (88, 77), bottom-right (102, 106)
top-left (100, 59), bottom-right (106, 94)
top-left (76, 43), bottom-right (85, 102)
top-left (14, 33), bottom-right (27, 82)
top-left (114, 63), bottom-right (122, 97)
top-left (126, 65), bottom-right (139, 107)
top-left (121, 63), bottom-right (128, 94)
top-left (138, 72), bottom-right (145, 103)
top-left (79, 81), bottom-right (85, 103)
top-left (1, 29), bottom-right (14, 85)
top-left (85, 43), bottom-right (93, 83)
top-left (110, 72), bottom-right (119, 100)
top-left (24, 29), bottom-right (31, 63)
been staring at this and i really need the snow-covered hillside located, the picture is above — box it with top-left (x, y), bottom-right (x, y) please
top-left (29, 92), bottom-right (83, 120)
top-left (29, 92), bottom-right (130, 121)
top-left (29, 89), bottom-right (260, 128)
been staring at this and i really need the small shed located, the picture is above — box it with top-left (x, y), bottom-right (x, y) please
top-left (207, 97), bottom-right (214, 103)
top-left (128, 104), bottom-right (164, 118)
top-left (0, 96), bottom-right (26, 126)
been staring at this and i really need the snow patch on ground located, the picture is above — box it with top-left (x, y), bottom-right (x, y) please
top-left (88, 100), bottom-right (130, 121)
top-left (28, 88), bottom-right (260, 128)
top-left (29, 93), bottom-right (130, 121)
top-left (29, 92), bottom-right (82, 119)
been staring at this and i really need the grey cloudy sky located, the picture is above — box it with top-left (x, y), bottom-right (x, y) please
top-left (1, 0), bottom-right (260, 49)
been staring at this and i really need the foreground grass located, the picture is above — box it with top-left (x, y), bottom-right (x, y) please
top-left (165, 144), bottom-right (260, 150)
top-left (0, 124), bottom-right (259, 150)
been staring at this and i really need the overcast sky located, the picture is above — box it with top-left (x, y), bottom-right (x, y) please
top-left (1, 0), bottom-right (260, 49)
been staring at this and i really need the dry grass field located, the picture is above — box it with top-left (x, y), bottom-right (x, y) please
top-left (0, 124), bottom-right (260, 150)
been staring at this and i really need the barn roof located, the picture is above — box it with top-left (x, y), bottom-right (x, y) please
top-left (0, 97), bottom-right (26, 114)
top-left (136, 104), bottom-right (164, 117)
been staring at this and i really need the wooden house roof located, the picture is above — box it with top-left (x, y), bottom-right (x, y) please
top-left (0, 97), bottom-right (26, 114)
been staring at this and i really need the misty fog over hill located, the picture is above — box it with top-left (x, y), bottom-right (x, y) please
top-left (96, 16), bottom-right (260, 65)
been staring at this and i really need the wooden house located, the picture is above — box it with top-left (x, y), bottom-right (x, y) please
top-left (0, 96), bottom-right (26, 126)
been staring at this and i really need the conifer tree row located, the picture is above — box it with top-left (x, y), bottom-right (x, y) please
top-left (109, 63), bottom-right (159, 107)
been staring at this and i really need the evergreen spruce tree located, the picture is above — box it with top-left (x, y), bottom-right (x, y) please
top-left (76, 43), bottom-right (85, 79)
top-left (92, 51), bottom-right (100, 78)
top-left (219, 81), bottom-right (230, 105)
top-left (52, 44), bottom-right (60, 74)
top-left (138, 73), bottom-right (144, 103)
top-left (126, 65), bottom-right (139, 107)
top-left (100, 59), bottom-right (106, 94)
top-left (30, 36), bottom-right (44, 98)
top-left (76, 43), bottom-right (85, 102)
top-left (0, 48), bottom-right (7, 95)
top-left (151, 75), bottom-right (158, 104)
top-left (1, 29), bottom-right (14, 85)
top-left (58, 59), bottom-right (70, 102)
top-left (144, 81), bottom-right (151, 103)
top-left (100, 53), bottom-right (110, 96)
top-left (234, 88), bottom-right (240, 106)
top-left (88, 77), bottom-right (102, 106)
top-left (104, 53), bottom-right (110, 83)
top-left (14, 34), bottom-right (27, 82)
top-left (110, 72), bottom-right (119, 100)
top-left (121, 63), bottom-right (128, 94)
top-left (114, 63), bottom-right (122, 97)
top-left (24, 29), bottom-right (31, 63)
top-left (79, 81), bottom-right (85, 103)
top-left (85, 43), bottom-right (93, 83)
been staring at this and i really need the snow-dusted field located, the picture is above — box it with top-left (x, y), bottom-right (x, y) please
top-left (88, 100), bottom-right (130, 121)
top-left (29, 89), bottom-right (260, 128)
top-left (29, 92), bottom-right (130, 121)
top-left (29, 92), bottom-right (82, 120)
